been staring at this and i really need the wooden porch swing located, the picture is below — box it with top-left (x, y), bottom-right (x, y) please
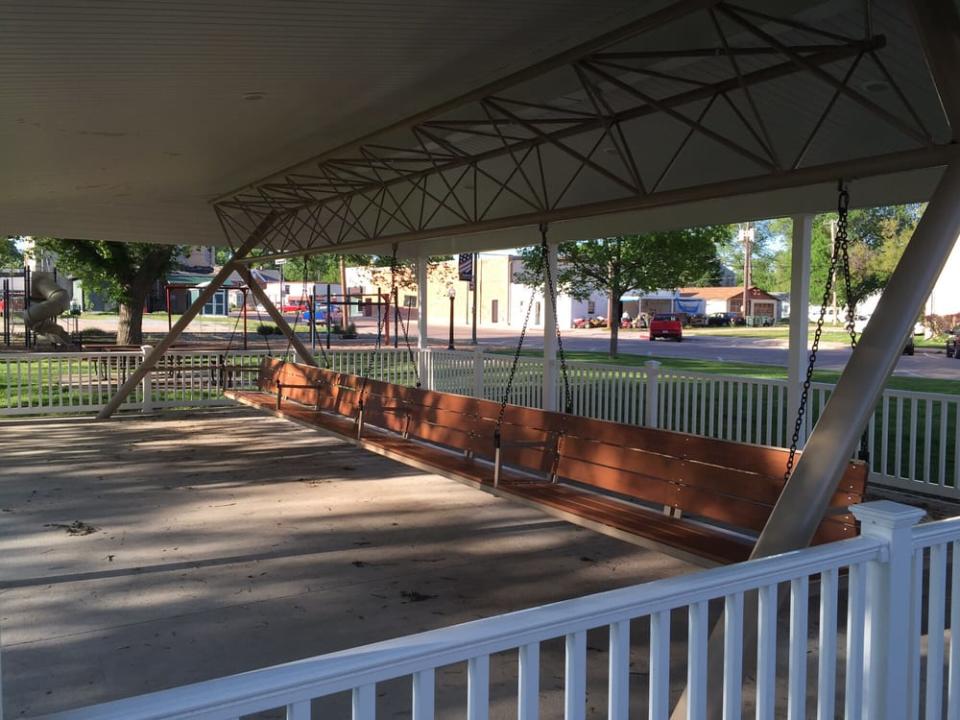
top-left (226, 219), bottom-right (868, 566)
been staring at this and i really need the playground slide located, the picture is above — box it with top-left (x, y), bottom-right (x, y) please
top-left (22, 271), bottom-right (72, 346)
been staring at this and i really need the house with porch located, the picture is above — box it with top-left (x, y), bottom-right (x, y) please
top-left (678, 286), bottom-right (783, 321)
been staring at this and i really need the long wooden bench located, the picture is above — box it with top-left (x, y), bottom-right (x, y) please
top-left (226, 358), bottom-right (867, 565)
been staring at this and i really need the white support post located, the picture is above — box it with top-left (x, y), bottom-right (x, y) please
top-left (473, 346), bottom-right (484, 399)
top-left (140, 345), bottom-right (154, 414)
top-left (753, 162), bottom-right (960, 559)
top-left (787, 214), bottom-right (812, 446)
top-left (644, 360), bottom-right (661, 428)
top-left (851, 501), bottom-right (925, 720)
top-left (416, 253), bottom-right (429, 388)
top-left (543, 241), bottom-right (558, 412)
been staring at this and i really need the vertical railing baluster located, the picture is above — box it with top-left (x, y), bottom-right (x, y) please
top-left (287, 699), bottom-right (311, 719)
top-left (412, 668), bottom-right (435, 720)
top-left (926, 543), bottom-right (947, 720)
top-left (845, 563), bottom-right (866, 719)
top-left (724, 592), bottom-right (744, 720)
top-left (467, 655), bottom-right (490, 720)
top-left (788, 576), bottom-right (809, 720)
top-left (908, 548), bottom-right (924, 719)
top-left (895, 397), bottom-right (904, 479)
top-left (650, 609), bottom-right (671, 719)
top-left (518, 643), bottom-right (539, 720)
top-left (565, 631), bottom-right (586, 720)
top-left (757, 584), bottom-right (777, 719)
top-left (949, 540), bottom-right (960, 717)
top-left (817, 568), bottom-right (838, 720)
top-left (352, 683), bottom-right (375, 720)
top-left (688, 601), bottom-right (708, 720)
top-left (608, 621), bottom-right (630, 720)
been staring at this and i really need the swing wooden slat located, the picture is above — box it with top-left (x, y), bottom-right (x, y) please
top-left (226, 357), bottom-right (867, 565)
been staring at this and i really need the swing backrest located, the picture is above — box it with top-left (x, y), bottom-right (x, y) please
top-left (553, 414), bottom-right (866, 544)
top-left (255, 357), bottom-right (866, 545)
top-left (359, 378), bottom-right (564, 474)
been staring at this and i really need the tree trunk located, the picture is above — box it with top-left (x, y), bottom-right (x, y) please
top-left (117, 281), bottom-right (152, 346)
top-left (116, 302), bottom-right (145, 345)
top-left (609, 287), bottom-right (620, 358)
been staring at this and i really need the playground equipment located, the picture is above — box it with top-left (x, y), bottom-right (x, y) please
top-left (22, 271), bottom-right (72, 347)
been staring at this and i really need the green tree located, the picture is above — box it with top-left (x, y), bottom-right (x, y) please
top-left (34, 238), bottom-right (179, 345)
top-left (1, 237), bottom-right (23, 268)
top-left (739, 205), bottom-right (923, 318)
top-left (517, 227), bottom-right (731, 357)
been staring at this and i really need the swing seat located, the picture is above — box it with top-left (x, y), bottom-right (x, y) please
top-left (226, 358), bottom-right (867, 565)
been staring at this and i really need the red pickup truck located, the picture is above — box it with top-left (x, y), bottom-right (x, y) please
top-left (649, 313), bottom-right (683, 341)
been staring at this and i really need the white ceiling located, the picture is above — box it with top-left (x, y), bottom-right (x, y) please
top-left (0, 0), bottom-right (953, 251)
top-left (0, 0), bottom-right (671, 245)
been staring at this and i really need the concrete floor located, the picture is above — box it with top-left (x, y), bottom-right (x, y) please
top-left (0, 409), bottom-right (697, 718)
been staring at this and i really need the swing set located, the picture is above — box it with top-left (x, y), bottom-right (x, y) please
top-left (226, 186), bottom-right (870, 565)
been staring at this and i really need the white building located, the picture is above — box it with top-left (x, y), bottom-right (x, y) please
top-left (926, 233), bottom-right (960, 316)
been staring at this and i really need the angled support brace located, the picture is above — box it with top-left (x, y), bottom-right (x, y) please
top-left (96, 213), bottom-right (277, 420)
top-left (673, 161), bottom-right (960, 720)
top-left (232, 264), bottom-right (318, 368)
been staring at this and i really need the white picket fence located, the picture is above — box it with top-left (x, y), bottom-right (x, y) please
top-left (3, 347), bottom-right (960, 499)
top-left (40, 501), bottom-right (954, 720)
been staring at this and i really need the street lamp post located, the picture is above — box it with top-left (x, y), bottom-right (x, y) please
top-left (447, 286), bottom-right (456, 350)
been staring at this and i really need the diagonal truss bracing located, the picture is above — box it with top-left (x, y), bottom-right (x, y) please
top-left (213, 0), bottom-right (953, 257)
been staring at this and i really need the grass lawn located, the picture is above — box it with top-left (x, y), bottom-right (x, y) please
top-left (509, 348), bottom-right (960, 396)
top-left (626, 323), bottom-right (945, 348)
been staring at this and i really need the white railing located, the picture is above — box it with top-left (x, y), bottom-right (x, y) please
top-left (4, 347), bottom-right (959, 499)
top-left (0, 349), bottom-right (270, 416)
top-left (40, 502), bottom-right (954, 720)
top-left (0, 348), bottom-right (418, 417)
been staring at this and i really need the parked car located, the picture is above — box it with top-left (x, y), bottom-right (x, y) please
top-left (707, 311), bottom-right (743, 327)
top-left (904, 333), bottom-right (915, 356)
top-left (303, 305), bottom-right (342, 324)
top-left (946, 327), bottom-right (960, 358)
top-left (281, 302), bottom-right (308, 313)
top-left (687, 313), bottom-right (709, 327)
top-left (649, 313), bottom-right (683, 341)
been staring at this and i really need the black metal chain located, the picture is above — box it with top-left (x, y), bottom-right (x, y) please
top-left (539, 224), bottom-right (573, 414)
top-left (784, 184), bottom-right (848, 483)
top-left (392, 253), bottom-right (421, 388)
top-left (359, 248), bottom-right (393, 379)
top-left (494, 277), bottom-right (536, 449)
top-left (283, 254), bottom-right (309, 361)
top-left (494, 225), bottom-right (571, 448)
top-left (837, 192), bottom-right (871, 462)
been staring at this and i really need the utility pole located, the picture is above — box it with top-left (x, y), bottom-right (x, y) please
top-left (471, 252), bottom-right (479, 345)
top-left (741, 223), bottom-right (754, 321)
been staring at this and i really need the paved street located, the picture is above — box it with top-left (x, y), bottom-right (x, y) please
top-left (62, 313), bottom-right (960, 380)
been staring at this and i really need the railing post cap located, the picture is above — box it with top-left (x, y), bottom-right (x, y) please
top-left (850, 500), bottom-right (926, 530)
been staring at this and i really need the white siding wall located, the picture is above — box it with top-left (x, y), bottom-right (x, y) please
top-left (927, 234), bottom-right (960, 316)
top-left (704, 298), bottom-right (729, 314)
